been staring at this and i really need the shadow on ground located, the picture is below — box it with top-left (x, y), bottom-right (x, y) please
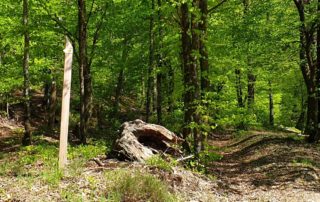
top-left (209, 133), bottom-right (320, 193)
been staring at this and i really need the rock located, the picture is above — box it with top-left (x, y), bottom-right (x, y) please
top-left (108, 119), bottom-right (183, 162)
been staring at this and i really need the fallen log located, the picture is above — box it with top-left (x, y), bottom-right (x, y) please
top-left (108, 119), bottom-right (183, 162)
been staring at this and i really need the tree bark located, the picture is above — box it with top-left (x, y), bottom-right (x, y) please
top-left (316, 0), bottom-right (320, 141)
top-left (235, 68), bottom-right (244, 107)
top-left (22, 0), bottom-right (32, 146)
top-left (146, 0), bottom-right (155, 123)
top-left (181, 3), bottom-right (192, 152)
top-left (167, 64), bottom-right (174, 112)
top-left (181, 1), bottom-right (202, 154)
top-left (199, 0), bottom-right (209, 96)
top-left (48, 81), bottom-right (57, 130)
top-left (191, 0), bottom-right (201, 155)
top-left (156, 0), bottom-right (163, 125)
top-left (199, 0), bottom-right (209, 150)
top-left (269, 80), bottom-right (274, 127)
top-left (156, 72), bottom-right (162, 124)
top-left (109, 119), bottom-right (182, 162)
top-left (293, 0), bottom-right (319, 142)
top-left (78, 0), bottom-right (92, 144)
top-left (306, 87), bottom-right (317, 142)
top-left (247, 71), bottom-right (256, 107)
top-left (113, 39), bottom-right (128, 117)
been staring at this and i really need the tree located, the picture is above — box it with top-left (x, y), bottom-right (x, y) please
top-left (22, 0), bottom-right (32, 146)
top-left (293, 0), bottom-right (320, 142)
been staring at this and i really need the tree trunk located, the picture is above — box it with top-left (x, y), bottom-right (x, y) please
top-left (43, 82), bottom-right (50, 109)
top-left (181, 3), bottom-right (192, 152)
top-left (191, 0), bottom-right (201, 155)
top-left (199, 0), bottom-right (208, 150)
top-left (247, 70), bottom-right (256, 107)
top-left (294, 0), bottom-right (319, 142)
top-left (306, 87), bottom-right (318, 142)
top-left (296, 107), bottom-right (305, 130)
top-left (316, 0), bottom-right (320, 141)
top-left (113, 39), bottom-right (128, 117)
top-left (243, 0), bottom-right (255, 108)
top-left (167, 64), bottom-right (174, 112)
top-left (78, 0), bottom-right (92, 144)
top-left (235, 68), bottom-right (244, 107)
top-left (156, 73), bottom-right (162, 124)
top-left (181, 1), bottom-right (202, 154)
top-left (199, 0), bottom-right (209, 96)
top-left (156, 0), bottom-right (163, 125)
top-left (48, 81), bottom-right (57, 130)
top-left (269, 80), bottom-right (274, 127)
top-left (22, 0), bottom-right (31, 146)
top-left (114, 68), bottom-right (124, 116)
top-left (146, 0), bottom-right (155, 123)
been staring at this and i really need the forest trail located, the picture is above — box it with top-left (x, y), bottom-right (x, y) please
top-left (1, 113), bottom-right (320, 201)
top-left (210, 131), bottom-right (320, 201)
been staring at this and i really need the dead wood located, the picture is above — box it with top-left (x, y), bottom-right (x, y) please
top-left (108, 119), bottom-right (183, 162)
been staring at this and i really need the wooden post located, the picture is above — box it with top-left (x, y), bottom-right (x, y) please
top-left (59, 37), bottom-right (73, 169)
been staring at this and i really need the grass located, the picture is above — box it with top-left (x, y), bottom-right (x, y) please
top-left (0, 135), bottom-right (179, 201)
top-left (105, 169), bottom-right (178, 202)
top-left (292, 157), bottom-right (318, 167)
top-left (145, 155), bottom-right (176, 172)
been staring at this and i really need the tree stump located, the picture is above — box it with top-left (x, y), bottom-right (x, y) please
top-left (109, 119), bottom-right (183, 162)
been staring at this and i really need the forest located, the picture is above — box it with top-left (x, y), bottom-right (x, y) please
top-left (0, 0), bottom-right (320, 201)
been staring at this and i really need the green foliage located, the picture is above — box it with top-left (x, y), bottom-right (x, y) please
top-left (68, 141), bottom-right (106, 161)
top-left (0, 0), bottom-right (312, 173)
top-left (287, 134), bottom-right (305, 142)
top-left (292, 158), bottom-right (317, 167)
top-left (188, 148), bottom-right (223, 174)
top-left (145, 155), bottom-right (177, 172)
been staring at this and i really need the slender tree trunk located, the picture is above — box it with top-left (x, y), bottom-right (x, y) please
top-left (114, 40), bottom-right (128, 117)
top-left (78, 0), bottom-right (92, 144)
top-left (247, 71), bottom-right (256, 107)
top-left (243, 0), bottom-right (255, 108)
top-left (114, 68), bottom-right (124, 116)
top-left (235, 68), bottom-right (244, 107)
top-left (156, 0), bottom-right (163, 125)
top-left (43, 82), bottom-right (50, 109)
top-left (156, 73), bottom-right (162, 124)
top-left (296, 105), bottom-right (306, 130)
top-left (198, 0), bottom-right (208, 151)
top-left (191, 0), bottom-right (201, 155)
top-left (181, 3), bottom-right (192, 152)
top-left (167, 64), bottom-right (174, 112)
top-left (315, 0), bottom-right (320, 141)
top-left (199, 0), bottom-right (209, 96)
top-left (146, 0), bottom-right (155, 123)
top-left (6, 95), bottom-right (10, 119)
top-left (306, 86), bottom-right (318, 141)
top-left (22, 0), bottom-right (31, 146)
top-left (48, 81), bottom-right (57, 130)
top-left (268, 80), bottom-right (274, 127)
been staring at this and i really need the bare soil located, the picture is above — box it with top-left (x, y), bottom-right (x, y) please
top-left (209, 131), bottom-right (320, 201)
top-left (1, 112), bottom-right (320, 201)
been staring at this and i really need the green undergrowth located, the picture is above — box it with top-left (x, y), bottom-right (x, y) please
top-left (0, 136), bottom-right (106, 186)
top-left (105, 169), bottom-right (178, 202)
top-left (145, 155), bottom-right (178, 172)
top-left (0, 136), bottom-right (179, 201)
top-left (292, 157), bottom-right (319, 167)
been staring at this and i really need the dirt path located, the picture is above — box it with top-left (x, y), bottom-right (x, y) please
top-left (209, 131), bottom-right (320, 201)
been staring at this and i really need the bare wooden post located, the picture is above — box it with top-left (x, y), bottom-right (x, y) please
top-left (59, 37), bottom-right (73, 169)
